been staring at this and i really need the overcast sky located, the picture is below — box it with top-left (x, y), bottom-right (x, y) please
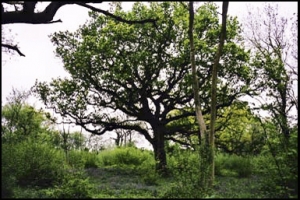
top-left (2, 2), bottom-right (297, 105)
top-left (1, 2), bottom-right (297, 149)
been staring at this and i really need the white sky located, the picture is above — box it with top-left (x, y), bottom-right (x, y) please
top-left (1, 2), bottom-right (298, 149)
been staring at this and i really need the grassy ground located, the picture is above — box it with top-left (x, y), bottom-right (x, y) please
top-left (85, 167), bottom-right (268, 198)
top-left (86, 167), bottom-right (171, 198)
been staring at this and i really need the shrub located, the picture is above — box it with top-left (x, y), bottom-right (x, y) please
top-left (215, 153), bottom-right (253, 177)
top-left (98, 146), bottom-right (153, 168)
top-left (251, 133), bottom-right (298, 199)
top-left (4, 140), bottom-right (65, 188)
top-left (82, 151), bottom-right (99, 168)
top-left (67, 150), bottom-right (86, 169)
top-left (2, 143), bottom-right (18, 198)
top-left (162, 147), bottom-right (212, 198)
top-left (48, 170), bottom-right (93, 198)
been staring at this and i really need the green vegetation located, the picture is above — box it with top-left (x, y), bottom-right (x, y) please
top-left (33, 1), bottom-right (252, 175)
top-left (2, 2), bottom-right (297, 199)
top-left (1, 93), bottom-right (297, 198)
top-left (2, 141), bottom-right (297, 198)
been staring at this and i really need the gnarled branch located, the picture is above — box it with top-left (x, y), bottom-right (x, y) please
top-left (2, 1), bottom-right (103, 24)
top-left (2, 43), bottom-right (25, 56)
top-left (76, 3), bottom-right (158, 27)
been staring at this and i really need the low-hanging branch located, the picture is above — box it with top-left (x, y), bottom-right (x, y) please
top-left (2, 1), bottom-right (158, 56)
top-left (76, 3), bottom-right (158, 27)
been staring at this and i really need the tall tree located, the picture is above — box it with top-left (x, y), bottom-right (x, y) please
top-left (208, 1), bottom-right (228, 185)
top-left (243, 4), bottom-right (298, 196)
top-left (33, 2), bottom-right (255, 174)
top-left (1, 1), bottom-right (157, 56)
top-left (189, 1), bottom-right (229, 187)
top-left (243, 3), bottom-right (298, 139)
top-left (188, 1), bottom-right (210, 189)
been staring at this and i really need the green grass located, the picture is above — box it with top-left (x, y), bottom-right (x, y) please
top-left (9, 168), bottom-right (271, 198)
top-left (5, 147), bottom-right (297, 198)
top-left (86, 167), bottom-right (163, 198)
top-left (84, 167), bottom-right (271, 198)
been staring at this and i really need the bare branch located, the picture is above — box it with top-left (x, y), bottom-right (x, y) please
top-left (2, 1), bottom-right (104, 24)
top-left (46, 19), bottom-right (62, 24)
top-left (2, 43), bottom-right (25, 56)
top-left (76, 3), bottom-right (158, 26)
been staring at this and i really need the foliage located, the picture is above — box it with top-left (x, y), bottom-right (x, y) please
top-left (66, 149), bottom-right (99, 169)
top-left (215, 153), bottom-right (253, 177)
top-left (98, 146), bottom-right (153, 168)
top-left (162, 145), bottom-right (212, 198)
top-left (1, 165), bottom-right (16, 198)
top-left (82, 151), bottom-right (100, 168)
top-left (215, 102), bottom-right (266, 155)
top-left (48, 170), bottom-right (93, 199)
top-left (241, 4), bottom-right (298, 197)
top-left (3, 143), bottom-right (297, 198)
top-left (244, 3), bottom-right (297, 138)
top-left (2, 140), bottom-right (65, 190)
top-left (33, 2), bottom-right (253, 173)
top-left (252, 121), bottom-right (298, 198)
top-left (1, 89), bottom-right (51, 143)
top-left (1, 89), bottom-right (65, 198)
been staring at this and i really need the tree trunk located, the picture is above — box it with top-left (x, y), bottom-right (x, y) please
top-left (189, 1), bottom-right (210, 190)
top-left (209, 1), bottom-right (229, 186)
top-left (152, 128), bottom-right (168, 177)
top-left (188, 2), bottom-right (208, 144)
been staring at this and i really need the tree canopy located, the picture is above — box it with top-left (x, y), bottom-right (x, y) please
top-left (33, 2), bottom-right (259, 174)
top-left (243, 3), bottom-right (298, 139)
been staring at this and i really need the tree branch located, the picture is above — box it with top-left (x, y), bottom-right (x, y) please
top-left (2, 1), bottom-right (103, 24)
top-left (2, 1), bottom-right (158, 26)
top-left (76, 3), bottom-right (158, 26)
top-left (2, 43), bottom-right (25, 56)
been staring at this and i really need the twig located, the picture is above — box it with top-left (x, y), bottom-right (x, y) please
top-left (2, 43), bottom-right (25, 56)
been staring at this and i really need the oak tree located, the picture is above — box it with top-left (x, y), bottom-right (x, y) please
top-left (33, 2), bottom-right (256, 175)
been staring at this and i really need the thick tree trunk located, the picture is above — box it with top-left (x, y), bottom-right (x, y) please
top-left (152, 128), bottom-right (168, 177)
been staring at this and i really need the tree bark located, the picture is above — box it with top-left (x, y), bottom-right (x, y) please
top-left (209, 1), bottom-right (229, 186)
top-left (152, 127), bottom-right (168, 177)
top-left (2, 1), bottom-right (157, 56)
top-left (189, 1), bottom-right (211, 189)
top-left (188, 2), bottom-right (207, 146)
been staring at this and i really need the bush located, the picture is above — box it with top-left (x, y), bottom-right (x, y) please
top-left (251, 133), bottom-right (298, 198)
top-left (3, 140), bottom-right (65, 189)
top-left (215, 154), bottom-right (253, 177)
top-left (98, 146), bottom-right (153, 168)
top-left (162, 147), bottom-right (212, 198)
top-left (2, 143), bottom-right (17, 198)
top-left (82, 151), bottom-right (99, 168)
top-left (66, 150), bottom-right (85, 168)
top-left (47, 170), bottom-right (93, 198)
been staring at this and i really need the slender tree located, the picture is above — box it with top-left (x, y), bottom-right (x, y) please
top-left (243, 3), bottom-right (298, 139)
top-left (208, 1), bottom-right (228, 185)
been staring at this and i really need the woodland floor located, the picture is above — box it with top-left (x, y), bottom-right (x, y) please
top-left (85, 167), bottom-right (269, 198)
